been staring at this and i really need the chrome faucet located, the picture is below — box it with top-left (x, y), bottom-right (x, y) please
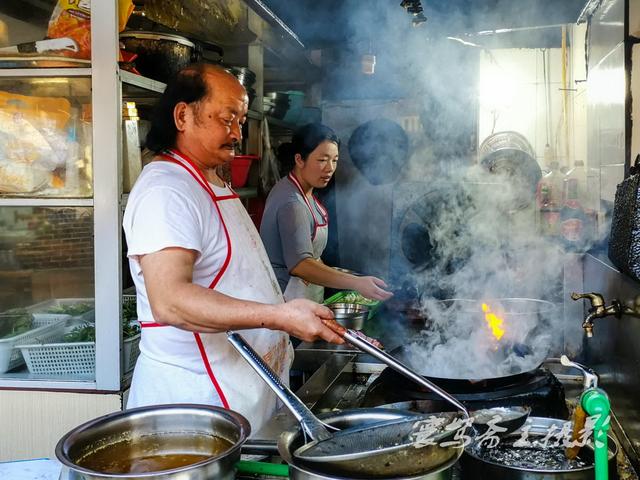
top-left (571, 292), bottom-right (640, 337)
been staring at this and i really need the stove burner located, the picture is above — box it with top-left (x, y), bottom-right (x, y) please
top-left (362, 367), bottom-right (568, 419)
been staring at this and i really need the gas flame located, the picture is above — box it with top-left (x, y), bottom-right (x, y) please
top-left (481, 303), bottom-right (505, 341)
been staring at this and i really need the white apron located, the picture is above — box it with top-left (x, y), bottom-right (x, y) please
top-left (127, 149), bottom-right (293, 434)
top-left (283, 172), bottom-right (329, 303)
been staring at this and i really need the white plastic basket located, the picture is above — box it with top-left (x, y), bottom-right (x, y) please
top-left (26, 298), bottom-right (95, 325)
top-left (19, 333), bottom-right (141, 376)
top-left (0, 321), bottom-right (66, 373)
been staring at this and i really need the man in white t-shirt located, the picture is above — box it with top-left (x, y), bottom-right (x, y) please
top-left (122, 64), bottom-right (343, 432)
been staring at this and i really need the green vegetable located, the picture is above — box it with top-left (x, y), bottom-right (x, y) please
top-left (63, 323), bottom-right (95, 342)
top-left (340, 292), bottom-right (378, 306)
top-left (0, 309), bottom-right (33, 339)
top-left (61, 299), bottom-right (139, 343)
top-left (45, 303), bottom-right (94, 316)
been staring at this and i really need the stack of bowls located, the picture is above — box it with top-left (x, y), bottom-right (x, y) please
top-left (263, 91), bottom-right (290, 120)
top-left (227, 66), bottom-right (257, 109)
top-left (327, 302), bottom-right (369, 330)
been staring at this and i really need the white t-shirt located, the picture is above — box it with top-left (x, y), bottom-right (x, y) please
top-left (123, 161), bottom-right (232, 322)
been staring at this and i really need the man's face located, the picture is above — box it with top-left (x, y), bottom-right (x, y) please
top-left (181, 74), bottom-right (248, 167)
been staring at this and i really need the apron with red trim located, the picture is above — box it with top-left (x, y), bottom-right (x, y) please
top-left (282, 172), bottom-right (329, 303)
top-left (127, 149), bottom-right (292, 434)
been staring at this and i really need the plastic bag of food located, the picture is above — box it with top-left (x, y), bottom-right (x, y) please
top-left (0, 91), bottom-right (72, 193)
top-left (46, 0), bottom-right (134, 59)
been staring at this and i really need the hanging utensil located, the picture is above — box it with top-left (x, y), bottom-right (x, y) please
top-left (227, 332), bottom-right (464, 479)
top-left (322, 319), bottom-right (469, 417)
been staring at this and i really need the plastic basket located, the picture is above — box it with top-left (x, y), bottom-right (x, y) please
top-left (19, 333), bottom-right (141, 376)
top-left (25, 298), bottom-right (95, 325)
top-left (0, 321), bottom-right (66, 373)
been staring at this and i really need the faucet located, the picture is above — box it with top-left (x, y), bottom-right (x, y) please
top-left (571, 292), bottom-right (640, 337)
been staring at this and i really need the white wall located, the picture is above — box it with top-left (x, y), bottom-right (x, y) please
top-left (478, 37), bottom-right (587, 174)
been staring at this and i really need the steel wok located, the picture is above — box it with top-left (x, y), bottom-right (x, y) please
top-left (389, 298), bottom-right (557, 383)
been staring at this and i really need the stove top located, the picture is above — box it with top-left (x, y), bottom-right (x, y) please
top-left (362, 367), bottom-right (568, 418)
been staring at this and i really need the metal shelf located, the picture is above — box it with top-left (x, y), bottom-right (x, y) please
top-left (119, 70), bottom-right (166, 94)
top-left (0, 68), bottom-right (91, 77)
top-left (0, 197), bottom-right (93, 207)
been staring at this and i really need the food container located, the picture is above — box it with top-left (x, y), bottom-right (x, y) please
top-left (56, 404), bottom-right (250, 480)
top-left (326, 302), bottom-right (370, 330)
top-left (462, 416), bottom-right (619, 479)
top-left (231, 155), bottom-right (258, 188)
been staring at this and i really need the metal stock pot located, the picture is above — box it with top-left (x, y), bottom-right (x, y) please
top-left (278, 408), bottom-right (461, 480)
top-left (56, 403), bottom-right (249, 480)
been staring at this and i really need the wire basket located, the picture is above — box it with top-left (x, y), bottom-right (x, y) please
top-left (19, 333), bottom-right (141, 376)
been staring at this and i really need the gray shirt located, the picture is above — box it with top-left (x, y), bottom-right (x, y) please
top-left (260, 175), bottom-right (327, 292)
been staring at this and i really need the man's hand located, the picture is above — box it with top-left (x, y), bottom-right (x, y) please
top-left (354, 276), bottom-right (394, 301)
top-left (276, 299), bottom-right (344, 344)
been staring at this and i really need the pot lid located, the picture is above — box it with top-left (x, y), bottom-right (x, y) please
top-left (119, 30), bottom-right (195, 48)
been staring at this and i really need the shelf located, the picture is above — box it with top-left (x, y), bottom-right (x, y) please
top-left (0, 68), bottom-right (91, 77)
top-left (0, 198), bottom-right (93, 207)
top-left (119, 70), bottom-right (166, 94)
top-left (236, 187), bottom-right (258, 199)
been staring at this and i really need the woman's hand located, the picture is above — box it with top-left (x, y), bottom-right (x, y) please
top-left (353, 276), bottom-right (394, 301)
top-left (275, 299), bottom-right (345, 344)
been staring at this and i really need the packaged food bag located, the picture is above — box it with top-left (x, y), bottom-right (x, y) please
top-left (46, 0), bottom-right (134, 59)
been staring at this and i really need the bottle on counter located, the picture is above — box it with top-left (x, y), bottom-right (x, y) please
top-left (537, 161), bottom-right (562, 237)
top-left (560, 161), bottom-right (589, 251)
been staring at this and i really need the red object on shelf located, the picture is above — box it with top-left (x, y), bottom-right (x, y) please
top-left (231, 155), bottom-right (259, 188)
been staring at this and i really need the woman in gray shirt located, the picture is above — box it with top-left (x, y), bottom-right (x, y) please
top-left (260, 123), bottom-right (392, 303)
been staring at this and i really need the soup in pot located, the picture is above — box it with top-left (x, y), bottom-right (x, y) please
top-left (76, 434), bottom-right (233, 474)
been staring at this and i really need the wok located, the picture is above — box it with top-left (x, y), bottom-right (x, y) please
top-left (389, 298), bottom-right (558, 382)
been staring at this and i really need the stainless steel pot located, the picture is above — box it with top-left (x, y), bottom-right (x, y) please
top-left (462, 416), bottom-right (618, 479)
top-left (119, 31), bottom-right (224, 83)
top-left (56, 403), bottom-right (250, 480)
top-left (278, 409), bottom-right (461, 480)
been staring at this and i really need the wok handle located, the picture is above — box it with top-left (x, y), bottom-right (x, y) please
top-left (227, 331), bottom-right (332, 442)
top-left (323, 320), bottom-right (470, 417)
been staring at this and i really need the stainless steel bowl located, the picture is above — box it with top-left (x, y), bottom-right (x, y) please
top-left (56, 403), bottom-right (250, 480)
top-left (327, 303), bottom-right (369, 330)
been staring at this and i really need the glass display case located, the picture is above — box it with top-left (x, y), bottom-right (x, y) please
top-left (0, 1), bottom-right (122, 390)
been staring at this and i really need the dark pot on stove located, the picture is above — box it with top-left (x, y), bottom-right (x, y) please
top-left (462, 417), bottom-right (618, 479)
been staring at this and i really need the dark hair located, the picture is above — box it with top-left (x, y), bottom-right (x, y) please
top-left (145, 64), bottom-right (217, 153)
top-left (293, 123), bottom-right (340, 160)
top-left (278, 123), bottom-right (340, 173)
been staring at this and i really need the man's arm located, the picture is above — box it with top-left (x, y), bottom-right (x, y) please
top-left (140, 247), bottom-right (343, 344)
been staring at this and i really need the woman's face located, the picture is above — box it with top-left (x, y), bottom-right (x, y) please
top-left (295, 140), bottom-right (339, 189)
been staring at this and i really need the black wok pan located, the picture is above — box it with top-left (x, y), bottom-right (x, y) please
top-left (387, 298), bottom-right (557, 384)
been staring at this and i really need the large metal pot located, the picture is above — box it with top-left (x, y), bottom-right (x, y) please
top-left (462, 416), bottom-right (618, 479)
top-left (119, 31), bottom-right (224, 83)
top-left (56, 403), bottom-right (250, 480)
top-left (278, 408), bottom-right (461, 480)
